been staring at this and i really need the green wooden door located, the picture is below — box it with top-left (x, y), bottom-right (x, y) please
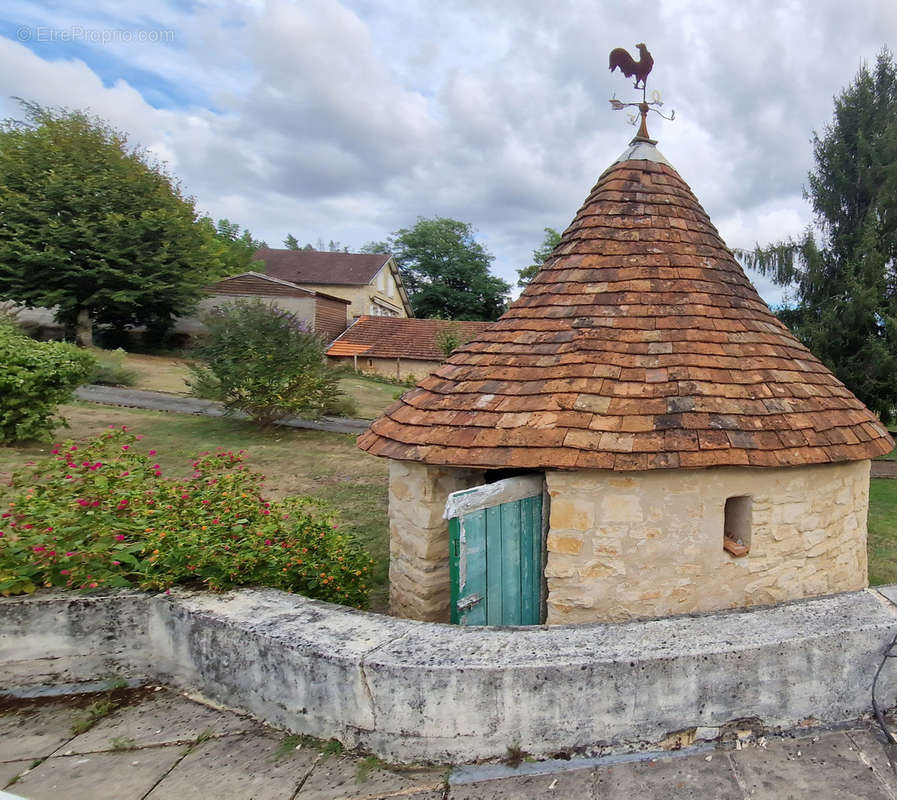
top-left (445, 475), bottom-right (545, 626)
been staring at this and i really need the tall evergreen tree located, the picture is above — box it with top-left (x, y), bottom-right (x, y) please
top-left (741, 49), bottom-right (897, 421)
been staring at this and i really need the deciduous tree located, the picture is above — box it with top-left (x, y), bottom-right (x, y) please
top-left (517, 227), bottom-right (561, 287)
top-left (0, 101), bottom-right (222, 346)
top-left (386, 217), bottom-right (509, 321)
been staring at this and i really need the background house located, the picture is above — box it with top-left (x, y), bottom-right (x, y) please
top-left (254, 249), bottom-right (413, 320)
top-left (327, 316), bottom-right (491, 382)
top-left (176, 272), bottom-right (351, 342)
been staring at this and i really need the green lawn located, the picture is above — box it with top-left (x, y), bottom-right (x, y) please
top-left (113, 351), bottom-right (400, 420)
top-left (0, 403), bottom-right (391, 612)
top-left (869, 478), bottom-right (897, 585)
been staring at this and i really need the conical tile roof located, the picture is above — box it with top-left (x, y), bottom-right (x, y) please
top-left (358, 141), bottom-right (894, 470)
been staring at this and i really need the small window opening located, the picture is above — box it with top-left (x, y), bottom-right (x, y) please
top-left (724, 495), bottom-right (752, 557)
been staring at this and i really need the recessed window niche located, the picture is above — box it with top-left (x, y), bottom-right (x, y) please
top-left (724, 495), bottom-right (752, 557)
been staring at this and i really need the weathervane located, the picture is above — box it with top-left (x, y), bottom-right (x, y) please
top-left (608, 43), bottom-right (675, 143)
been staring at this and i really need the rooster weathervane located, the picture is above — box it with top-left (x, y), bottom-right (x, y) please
top-left (608, 42), bottom-right (675, 142)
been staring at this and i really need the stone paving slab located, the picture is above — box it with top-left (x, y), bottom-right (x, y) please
top-left (730, 731), bottom-right (896, 800)
top-left (294, 755), bottom-right (446, 800)
top-left (595, 753), bottom-right (743, 798)
top-left (9, 747), bottom-right (184, 800)
top-left (449, 766), bottom-right (597, 799)
top-left (66, 689), bottom-right (255, 753)
top-left (0, 762), bottom-right (31, 791)
top-left (146, 732), bottom-right (319, 799)
top-left (0, 705), bottom-right (82, 763)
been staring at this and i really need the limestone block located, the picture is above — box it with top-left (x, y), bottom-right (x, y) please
top-left (600, 493), bottom-right (643, 523)
top-left (549, 498), bottom-right (595, 531)
top-left (547, 532), bottom-right (584, 555)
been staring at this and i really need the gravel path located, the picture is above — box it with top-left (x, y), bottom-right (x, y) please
top-left (75, 385), bottom-right (371, 435)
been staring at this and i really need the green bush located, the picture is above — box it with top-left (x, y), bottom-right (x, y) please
top-left (188, 300), bottom-right (349, 426)
top-left (87, 348), bottom-right (138, 387)
top-left (0, 321), bottom-right (94, 444)
top-left (0, 429), bottom-right (374, 606)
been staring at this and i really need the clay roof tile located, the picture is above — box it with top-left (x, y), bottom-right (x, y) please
top-left (358, 141), bottom-right (894, 469)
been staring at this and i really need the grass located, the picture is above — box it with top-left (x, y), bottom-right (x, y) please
top-left (71, 698), bottom-right (118, 735)
top-left (0, 402), bottom-right (390, 612)
top-left (869, 478), bottom-right (897, 585)
top-left (110, 351), bottom-right (403, 420)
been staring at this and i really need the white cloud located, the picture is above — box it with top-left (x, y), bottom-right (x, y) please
top-left (0, 0), bottom-right (895, 307)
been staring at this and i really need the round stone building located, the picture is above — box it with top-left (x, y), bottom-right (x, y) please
top-left (358, 137), bottom-right (894, 626)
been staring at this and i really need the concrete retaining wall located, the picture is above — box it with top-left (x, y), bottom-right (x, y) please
top-left (2, 587), bottom-right (897, 763)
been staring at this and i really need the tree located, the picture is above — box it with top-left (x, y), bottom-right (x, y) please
top-left (214, 218), bottom-right (266, 274)
top-left (386, 217), bottom-right (510, 320)
top-left (517, 227), bottom-right (561, 287)
top-left (188, 300), bottom-right (354, 426)
top-left (0, 101), bottom-right (222, 347)
top-left (740, 50), bottom-right (897, 421)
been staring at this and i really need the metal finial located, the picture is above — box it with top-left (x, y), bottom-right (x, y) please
top-left (608, 43), bottom-right (675, 143)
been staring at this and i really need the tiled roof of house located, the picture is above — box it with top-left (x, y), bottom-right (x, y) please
top-left (327, 316), bottom-right (492, 361)
top-left (255, 249), bottom-right (391, 286)
top-left (358, 141), bottom-right (894, 471)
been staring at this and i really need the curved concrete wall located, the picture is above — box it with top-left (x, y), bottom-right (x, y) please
top-left (2, 587), bottom-right (897, 763)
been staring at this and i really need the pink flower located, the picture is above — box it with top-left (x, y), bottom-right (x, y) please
top-left (23, 524), bottom-right (32, 529)
top-left (88, 582), bottom-right (98, 588)
top-left (47, 550), bottom-right (56, 556)
top-left (154, 471), bottom-right (162, 477)
top-left (122, 445), bottom-right (129, 451)
top-left (136, 435), bottom-right (144, 440)
top-left (51, 449), bottom-right (60, 455)
top-left (264, 539), bottom-right (272, 546)
top-left (212, 518), bottom-right (220, 524)
top-left (90, 462), bottom-right (102, 471)
top-left (181, 493), bottom-right (189, 499)
top-left (111, 561), bottom-right (120, 566)
top-left (60, 569), bottom-right (69, 575)
top-left (202, 500), bottom-right (210, 505)
top-left (148, 450), bottom-right (157, 456)
top-left (77, 499), bottom-right (90, 507)
top-left (1, 513), bottom-right (10, 519)
top-left (66, 551), bottom-right (75, 557)
top-left (69, 446), bottom-right (78, 452)
top-left (261, 509), bottom-right (270, 516)
top-left (91, 500), bottom-right (100, 507)
top-left (33, 546), bottom-right (45, 552)
top-left (115, 534), bottom-right (125, 541)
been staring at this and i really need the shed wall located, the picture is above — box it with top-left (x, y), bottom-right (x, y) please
top-left (544, 461), bottom-right (871, 624)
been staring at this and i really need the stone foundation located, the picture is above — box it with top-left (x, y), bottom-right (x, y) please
top-left (545, 460), bottom-right (871, 624)
top-left (387, 460), bottom-right (483, 621)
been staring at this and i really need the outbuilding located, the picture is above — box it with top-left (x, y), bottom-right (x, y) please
top-left (358, 136), bottom-right (894, 625)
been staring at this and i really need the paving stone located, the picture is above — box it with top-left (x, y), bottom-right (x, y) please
top-left (296, 755), bottom-right (445, 800)
top-left (731, 731), bottom-right (893, 799)
top-left (146, 732), bottom-right (319, 800)
top-left (844, 727), bottom-right (897, 795)
top-left (0, 705), bottom-right (79, 762)
top-left (449, 767), bottom-right (597, 799)
top-left (9, 747), bottom-right (183, 800)
top-left (594, 753), bottom-right (743, 798)
top-left (0, 760), bottom-right (32, 789)
top-left (66, 690), bottom-right (254, 753)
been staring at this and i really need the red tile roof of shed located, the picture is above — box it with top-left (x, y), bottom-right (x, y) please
top-left (327, 316), bottom-right (492, 361)
top-left (357, 141), bottom-right (894, 471)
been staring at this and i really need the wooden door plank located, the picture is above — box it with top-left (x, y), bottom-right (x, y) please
top-left (485, 504), bottom-right (503, 625)
top-left (519, 495), bottom-right (537, 625)
top-left (501, 499), bottom-right (523, 626)
top-left (461, 509), bottom-right (488, 626)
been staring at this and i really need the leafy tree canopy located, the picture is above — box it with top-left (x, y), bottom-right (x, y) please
top-left (283, 233), bottom-right (347, 252)
top-left (739, 49), bottom-right (897, 421)
top-left (517, 227), bottom-right (562, 287)
top-left (383, 217), bottom-right (510, 321)
top-left (213, 218), bottom-right (266, 274)
top-left (0, 100), bottom-right (224, 346)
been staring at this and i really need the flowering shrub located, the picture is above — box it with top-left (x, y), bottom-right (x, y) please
top-left (0, 429), bottom-right (373, 607)
top-left (0, 320), bottom-right (94, 443)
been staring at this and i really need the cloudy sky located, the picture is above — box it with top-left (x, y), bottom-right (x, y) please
top-left (1, 1), bottom-right (895, 307)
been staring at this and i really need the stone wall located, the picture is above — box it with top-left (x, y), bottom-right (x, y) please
top-left (387, 460), bottom-right (483, 621)
top-left (4, 587), bottom-right (897, 764)
top-left (545, 460), bottom-right (871, 624)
